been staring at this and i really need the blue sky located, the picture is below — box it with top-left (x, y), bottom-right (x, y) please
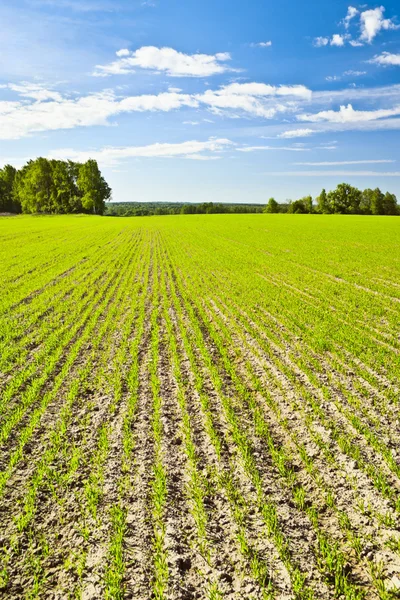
top-left (1, 0), bottom-right (400, 203)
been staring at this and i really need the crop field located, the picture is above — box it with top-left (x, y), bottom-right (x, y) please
top-left (1, 214), bottom-right (400, 600)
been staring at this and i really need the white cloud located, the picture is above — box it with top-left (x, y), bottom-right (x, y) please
top-left (48, 138), bottom-right (234, 165)
top-left (0, 79), bottom-right (314, 138)
top-left (326, 75), bottom-right (341, 82)
top-left (168, 86), bottom-right (183, 93)
top-left (331, 34), bottom-right (345, 47)
top-left (314, 34), bottom-right (349, 47)
top-left (116, 49), bottom-right (130, 57)
top-left (196, 82), bottom-right (311, 119)
top-left (0, 88), bottom-right (199, 139)
top-left (118, 92), bottom-right (198, 112)
top-left (237, 145), bottom-right (309, 152)
top-left (312, 83), bottom-right (400, 104)
top-left (93, 46), bottom-right (235, 77)
top-left (369, 52), bottom-right (400, 66)
top-left (5, 82), bottom-right (63, 102)
top-left (251, 41), bottom-right (272, 47)
top-left (298, 103), bottom-right (400, 123)
top-left (278, 128), bottom-right (314, 138)
top-left (198, 83), bottom-right (312, 117)
top-left (360, 6), bottom-right (399, 43)
top-left (294, 159), bottom-right (395, 165)
top-left (313, 37), bottom-right (329, 47)
top-left (344, 70), bottom-right (366, 76)
top-left (343, 6), bottom-right (359, 29)
top-left (214, 82), bottom-right (311, 99)
top-left (314, 6), bottom-right (398, 49)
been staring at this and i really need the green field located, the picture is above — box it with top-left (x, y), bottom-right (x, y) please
top-left (1, 213), bottom-right (400, 600)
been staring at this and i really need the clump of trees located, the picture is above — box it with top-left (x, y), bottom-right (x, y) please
top-left (264, 183), bottom-right (399, 216)
top-left (0, 158), bottom-right (111, 215)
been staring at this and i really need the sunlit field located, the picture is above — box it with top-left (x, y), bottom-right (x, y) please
top-left (1, 213), bottom-right (400, 599)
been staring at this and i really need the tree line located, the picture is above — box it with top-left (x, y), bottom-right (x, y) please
top-left (2, 164), bottom-right (398, 218)
top-left (265, 183), bottom-right (398, 215)
top-left (106, 202), bottom-right (264, 216)
top-left (0, 158), bottom-right (111, 215)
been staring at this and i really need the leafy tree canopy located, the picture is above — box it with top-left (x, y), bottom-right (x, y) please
top-left (1, 158), bottom-right (111, 215)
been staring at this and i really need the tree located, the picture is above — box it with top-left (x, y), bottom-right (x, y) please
top-left (50, 160), bottom-right (81, 213)
top-left (264, 197), bottom-right (279, 213)
top-left (77, 159), bottom-right (111, 215)
top-left (302, 195), bottom-right (313, 214)
top-left (316, 189), bottom-right (329, 214)
top-left (180, 204), bottom-right (197, 214)
top-left (288, 196), bottom-right (313, 214)
top-left (382, 192), bottom-right (398, 216)
top-left (327, 183), bottom-right (361, 214)
top-left (360, 188), bottom-right (374, 215)
top-left (0, 164), bottom-right (18, 213)
top-left (14, 158), bottom-right (55, 214)
top-left (370, 188), bottom-right (385, 216)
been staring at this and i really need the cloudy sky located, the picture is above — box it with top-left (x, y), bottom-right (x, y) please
top-left (1, 0), bottom-right (400, 203)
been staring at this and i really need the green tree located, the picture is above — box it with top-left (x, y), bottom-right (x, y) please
top-left (180, 204), bottom-right (197, 214)
top-left (327, 183), bottom-right (362, 214)
top-left (0, 165), bottom-right (18, 212)
top-left (50, 160), bottom-right (82, 213)
top-left (360, 188), bottom-right (374, 215)
top-left (264, 197), bottom-right (279, 213)
top-left (77, 159), bottom-right (111, 215)
top-left (316, 189), bottom-right (329, 214)
top-left (302, 195), bottom-right (313, 213)
top-left (288, 196), bottom-right (313, 214)
top-left (382, 192), bottom-right (398, 215)
top-left (14, 158), bottom-right (55, 214)
top-left (370, 188), bottom-right (385, 215)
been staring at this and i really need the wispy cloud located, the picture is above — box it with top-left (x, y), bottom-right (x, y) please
top-left (278, 128), bottom-right (314, 138)
top-left (196, 82), bottom-right (311, 119)
top-left (294, 159), bottom-right (396, 165)
top-left (3, 82), bottom-right (63, 101)
top-left (237, 145), bottom-right (309, 152)
top-left (369, 52), bottom-right (400, 66)
top-left (342, 6), bottom-right (358, 29)
top-left (0, 88), bottom-right (198, 139)
top-left (250, 41), bottom-right (272, 47)
top-left (312, 83), bottom-right (400, 104)
top-left (313, 37), bottom-right (329, 47)
top-left (343, 70), bottom-right (366, 76)
top-left (0, 79), bottom-right (314, 139)
top-left (266, 170), bottom-right (400, 176)
top-left (298, 103), bottom-right (400, 123)
top-left (93, 46), bottom-right (236, 77)
top-left (48, 138), bottom-right (234, 165)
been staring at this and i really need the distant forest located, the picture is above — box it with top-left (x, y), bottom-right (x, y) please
top-left (105, 202), bottom-right (266, 216)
